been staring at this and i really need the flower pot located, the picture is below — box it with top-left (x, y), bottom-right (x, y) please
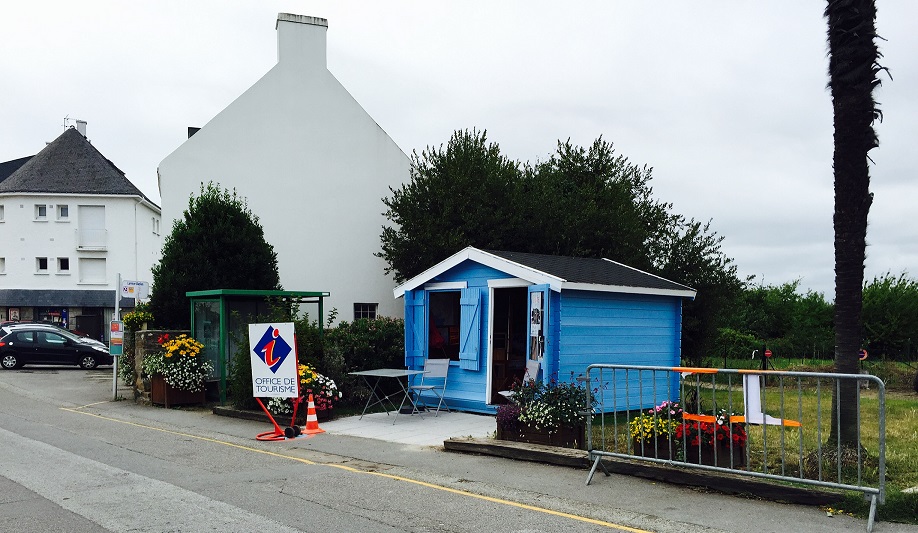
top-left (151, 375), bottom-right (205, 407)
top-left (632, 436), bottom-right (676, 460)
top-left (496, 421), bottom-right (585, 449)
top-left (685, 442), bottom-right (746, 468)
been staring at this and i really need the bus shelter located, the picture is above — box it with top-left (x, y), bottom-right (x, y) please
top-left (187, 289), bottom-right (330, 404)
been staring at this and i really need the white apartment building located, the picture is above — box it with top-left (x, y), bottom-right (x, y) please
top-left (158, 13), bottom-right (410, 322)
top-left (0, 123), bottom-right (162, 340)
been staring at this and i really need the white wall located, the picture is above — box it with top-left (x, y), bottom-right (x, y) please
top-left (158, 15), bottom-right (409, 321)
top-left (0, 192), bottom-right (161, 293)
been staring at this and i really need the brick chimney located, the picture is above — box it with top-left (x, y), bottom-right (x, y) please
top-left (275, 13), bottom-right (328, 69)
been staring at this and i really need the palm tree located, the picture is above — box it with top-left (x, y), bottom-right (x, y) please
top-left (825, 0), bottom-right (884, 447)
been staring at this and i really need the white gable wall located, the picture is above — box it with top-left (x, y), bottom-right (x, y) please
top-left (158, 15), bottom-right (409, 321)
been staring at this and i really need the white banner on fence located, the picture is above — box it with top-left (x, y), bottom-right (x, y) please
top-left (248, 322), bottom-right (298, 398)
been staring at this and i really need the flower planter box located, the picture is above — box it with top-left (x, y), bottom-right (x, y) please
top-left (632, 436), bottom-right (677, 460)
top-left (685, 442), bottom-right (747, 469)
top-left (316, 407), bottom-right (333, 422)
top-left (497, 422), bottom-right (585, 449)
top-left (151, 375), bottom-right (205, 407)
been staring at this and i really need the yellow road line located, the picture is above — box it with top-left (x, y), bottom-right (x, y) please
top-left (61, 407), bottom-right (651, 532)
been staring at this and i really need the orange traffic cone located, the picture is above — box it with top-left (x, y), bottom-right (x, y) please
top-left (302, 394), bottom-right (326, 435)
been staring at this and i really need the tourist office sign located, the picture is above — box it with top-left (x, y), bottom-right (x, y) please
top-left (248, 322), bottom-right (298, 398)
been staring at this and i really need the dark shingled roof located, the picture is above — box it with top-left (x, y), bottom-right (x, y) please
top-left (0, 289), bottom-right (136, 308)
top-left (0, 127), bottom-right (155, 205)
top-left (485, 249), bottom-right (694, 293)
top-left (0, 155), bottom-right (33, 184)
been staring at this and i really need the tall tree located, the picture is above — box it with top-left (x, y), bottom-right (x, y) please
top-left (380, 131), bottom-right (740, 361)
top-left (517, 138), bottom-right (671, 271)
top-left (654, 218), bottom-right (742, 364)
top-left (150, 182), bottom-right (282, 329)
top-left (378, 129), bottom-right (522, 282)
top-left (825, 0), bottom-right (884, 446)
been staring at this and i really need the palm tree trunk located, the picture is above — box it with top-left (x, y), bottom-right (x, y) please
top-left (825, 0), bottom-right (881, 447)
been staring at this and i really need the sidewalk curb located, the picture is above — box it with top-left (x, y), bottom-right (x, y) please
top-left (443, 437), bottom-right (846, 507)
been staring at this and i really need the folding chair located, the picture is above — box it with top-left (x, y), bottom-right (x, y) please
top-left (498, 359), bottom-right (540, 401)
top-left (402, 358), bottom-right (451, 416)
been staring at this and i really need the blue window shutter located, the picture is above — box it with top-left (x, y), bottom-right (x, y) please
top-left (459, 288), bottom-right (481, 371)
top-left (404, 290), bottom-right (426, 368)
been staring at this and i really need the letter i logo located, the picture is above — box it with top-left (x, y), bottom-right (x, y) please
top-left (253, 326), bottom-right (292, 373)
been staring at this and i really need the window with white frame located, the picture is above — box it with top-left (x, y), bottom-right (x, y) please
top-left (57, 204), bottom-right (69, 220)
top-left (36, 257), bottom-right (49, 272)
top-left (354, 303), bottom-right (378, 320)
top-left (152, 217), bottom-right (160, 235)
top-left (35, 204), bottom-right (47, 220)
top-left (57, 257), bottom-right (70, 272)
top-left (0, 204), bottom-right (5, 221)
top-left (0, 257), bottom-right (5, 274)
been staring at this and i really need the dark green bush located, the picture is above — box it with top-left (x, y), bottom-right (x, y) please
top-left (323, 317), bottom-right (405, 408)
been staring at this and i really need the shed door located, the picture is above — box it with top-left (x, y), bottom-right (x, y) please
top-left (404, 290), bottom-right (426, 367)
top-left (528, 284), bottom-right (550, 360)
top-left (459, 288), bottom-right (481, 371)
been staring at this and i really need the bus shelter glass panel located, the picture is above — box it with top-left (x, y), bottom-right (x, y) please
top-left (193, 300), bottom-right (221, 379)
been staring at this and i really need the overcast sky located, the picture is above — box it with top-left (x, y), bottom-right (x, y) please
top-left (2, 1), bottom-right (915, 299)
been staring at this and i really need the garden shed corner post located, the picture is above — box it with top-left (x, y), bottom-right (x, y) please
top-left (187, 289), bottom-right (330, 405)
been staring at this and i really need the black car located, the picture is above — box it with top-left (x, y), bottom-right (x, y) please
top-left (0, 326), bottom-right (113, 370)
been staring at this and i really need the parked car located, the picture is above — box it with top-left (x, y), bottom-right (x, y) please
top-left (0, 326), bottom-right (113, 370)
top-left (0, 323), bottom-right (107, 350)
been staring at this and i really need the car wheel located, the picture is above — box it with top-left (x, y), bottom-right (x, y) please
top-left (79, 355), bottom-right (98, 370)
top-left (1, 354), bottom-right (20, 369)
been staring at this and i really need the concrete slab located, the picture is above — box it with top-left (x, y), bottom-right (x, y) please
top-left (319, 409), bottom-right (496, 446)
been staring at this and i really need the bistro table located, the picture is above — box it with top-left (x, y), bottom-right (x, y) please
top-left (349, 368), bottom-right (426, 423)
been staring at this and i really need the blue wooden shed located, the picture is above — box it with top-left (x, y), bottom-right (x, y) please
top-left (393, 247), bottom-right (697, 414)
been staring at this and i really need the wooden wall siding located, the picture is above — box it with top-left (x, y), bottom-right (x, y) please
top-left (558, 290), bottom-right (682, 412)
top-left (420, 260), bottom-right (515, 411)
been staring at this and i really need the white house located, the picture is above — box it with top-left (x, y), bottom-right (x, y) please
top-left (0, 123), bottom-right (162, 340)
top-left (158, 13), bottom-right (410, 322)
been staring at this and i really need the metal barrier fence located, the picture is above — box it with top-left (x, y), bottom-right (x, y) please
top-left (582, 364), bottom-right (886, 532)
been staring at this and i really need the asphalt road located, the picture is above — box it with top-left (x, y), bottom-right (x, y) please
top-left (0, 367), bottom-right (914, 533)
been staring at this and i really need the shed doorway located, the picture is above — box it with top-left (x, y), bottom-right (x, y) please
top-left (490, 286), bottom-right (528, 403)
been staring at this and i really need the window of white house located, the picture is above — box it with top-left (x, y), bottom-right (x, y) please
top-left (0, 257), bottom-right (5, 274)
top-left (57, 204), bottom-right (69, 220)
top-left (152, 217), bottom-right (160, 235)
top-left (354, 303), bottom-right (378, 320)
top-left (58, 257), bottom-right (70, 272)
top-left (36, 257), bottom-right (49, 272)
top-left (35, 204), bottom-right (47, 220)
top-left (78, 257), bottom-right (106, 283)
top-left (0, 204), bottom-right (5, 221)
